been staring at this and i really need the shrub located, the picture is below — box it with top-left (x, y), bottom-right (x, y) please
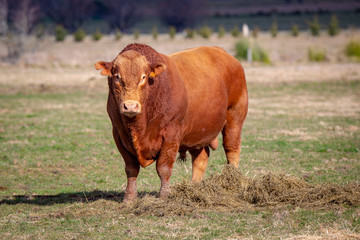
top-left (291, 23), bottom-right (299, 37)
top-left (198, 26), bottom-right (212, 39)
top-left (218, 25), bottom-right (226, 38)
top-left (92, 29), bottom-right (102, 41)
top-left (328, 14), bottom-right (339, 36)
top-left (115, 29), bottom-right (122, 40)
top-left (235, 39), bottom-right (270, 64)
top-left (307, 15), bottom-right (321, 36)
top-left (134, 29), bottom-right (140, 40)
top-left (169, 26), bottom-right (176, 39)
top-left (55, 25), bottom-right (67, 42)
top-left (235, 39), bottom-right (249, 59)
top-left (308, 47), bottom-right (327, 62)
top-left (35, 24), bottom-right (45, 40)
top-left (231, 25), bottom-right (240, 37)
top-left (270, 21), bottom-right (278, 37)
top-left (74, 28), bottom-right (86, 42)
top-left (252, 44), bottom-right (271, 64)
top-left (345, 39), bottom-right (360, 59)
top-left (185, 28), bottom-right (195, 39)
top-left (152, 26), bottom-right (158, 40)
top-left (252, 25), bottom-right (259, 38)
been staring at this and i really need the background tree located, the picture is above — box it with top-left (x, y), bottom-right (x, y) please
top-left (231, 25), bottom-right (240, 37)
top-left (291, 23), bottom-right (299, 36)
top-left (11, 0), bottom-right (40, 35)
top-left (307, 15), bottom-right (321, 36)
top-left (158, 0), bottom-right (208, 31)
top-left (55, 25), bottom-right (67, 42)
top-left (40, 0), bottom-right (93, 32)
top-left (252, 25), bottom-right (260, 38)
top-left (328, 14), bottom-right (339, 36)
top-left (0, 0), bottom-right (8, 35)
top-left (1, 0), bottom-right (40, 61)
top-left (271, 21), bottom-right (278, 37)
top-left (152, 26), bottom-right (158, 40)
top-left (102, 0), bottom-right (139, 33)
top-left (218, 25), bottom-right (226, 38)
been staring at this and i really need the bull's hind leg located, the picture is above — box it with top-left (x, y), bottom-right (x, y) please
top-left (222, 98), bottom-right (248, 168)
top-left (190, 147), bottom-right (210, 182)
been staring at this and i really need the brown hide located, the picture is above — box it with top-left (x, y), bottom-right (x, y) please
top-left (95, 44), bottom-right (248, 202)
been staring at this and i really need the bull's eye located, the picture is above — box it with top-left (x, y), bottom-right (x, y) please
top-left (139, 74), bottom-right (146, 86)
top-left (114, 74), bottom-right (120, 83)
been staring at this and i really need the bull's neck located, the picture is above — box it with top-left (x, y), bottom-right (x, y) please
top-left (145, 72), bottom-right (173, 127)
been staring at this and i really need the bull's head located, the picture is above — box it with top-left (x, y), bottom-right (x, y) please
top-left (94, 50), bottom-right (166, 117)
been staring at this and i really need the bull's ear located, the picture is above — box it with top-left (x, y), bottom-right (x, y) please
top-left (150, 62), bottom-right (166, 78)
top-left (94, 61), bottom-right (112, 76)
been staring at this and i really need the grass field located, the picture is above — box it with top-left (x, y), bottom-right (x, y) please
top-left (0, 32), bottom-right (360, 239)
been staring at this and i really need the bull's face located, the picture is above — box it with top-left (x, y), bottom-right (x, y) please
top-left (95, 50), bottom-right (166, 117)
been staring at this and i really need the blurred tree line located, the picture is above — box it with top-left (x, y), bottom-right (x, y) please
top-left (40, 0), bottom-right (140, 33)
top-left (0, 0), bottom-right (208, 35)
top-left (0, 0), bottom-right (208, 61)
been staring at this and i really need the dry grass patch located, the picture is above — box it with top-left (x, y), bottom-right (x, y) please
top-left (285, 228), bottom-right (360, 240)
top-left (128, 165), bottom-right (360, 216)
top-left (279, 129), bottom-right (318, 141)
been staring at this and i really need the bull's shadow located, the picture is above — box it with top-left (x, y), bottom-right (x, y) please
top-left (0, 190), bottom-right (158, 205)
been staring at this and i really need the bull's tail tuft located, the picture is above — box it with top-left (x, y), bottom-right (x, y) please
top-left (178, 150), bottom-right (187, 162)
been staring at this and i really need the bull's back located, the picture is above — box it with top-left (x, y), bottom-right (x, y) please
top-left (168, 47), bottom-right (245, 148)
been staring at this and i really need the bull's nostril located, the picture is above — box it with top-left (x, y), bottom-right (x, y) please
top-left (122, 101), bottom-right (141, 114)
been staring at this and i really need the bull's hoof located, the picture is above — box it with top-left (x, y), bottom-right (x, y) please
top-left (123, 193), bottom-right (137, 203)
top-left (159, 188), bottom-right (170, 199)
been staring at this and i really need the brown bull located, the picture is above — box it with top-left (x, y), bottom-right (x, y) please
top-left (95, 43), bottom-right (248, 202)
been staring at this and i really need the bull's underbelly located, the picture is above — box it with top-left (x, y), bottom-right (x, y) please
top-left (180, 104), bottom-right (227, 148)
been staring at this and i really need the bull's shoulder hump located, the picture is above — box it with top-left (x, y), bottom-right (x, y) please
top-left (168, 46), bottom-right (227, 58)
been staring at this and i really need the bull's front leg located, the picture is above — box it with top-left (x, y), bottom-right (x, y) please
top-left (156, 142), bottom-right (179, 198)
top-left (112, 128), bottom-right (140, 203)
top-left (123, 159), bottom-right (140, 202)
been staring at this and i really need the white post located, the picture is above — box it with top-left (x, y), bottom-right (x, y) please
top-left (242, 24), bottom-right (249, 38)
top-left (247, 47), bottom-right (252, 63)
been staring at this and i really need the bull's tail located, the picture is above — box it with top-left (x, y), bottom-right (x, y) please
top-left (209, 137), bottom-right (218, 151)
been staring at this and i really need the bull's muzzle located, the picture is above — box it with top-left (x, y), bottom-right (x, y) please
top-left (121, 100), bottom-right (141, 117)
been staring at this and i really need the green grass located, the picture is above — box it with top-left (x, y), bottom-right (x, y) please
top-left (1, 77), bottom-right (359, 239)
top-left (1, 203), bottom-right (358, 239)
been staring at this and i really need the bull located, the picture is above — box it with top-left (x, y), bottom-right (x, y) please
top-left (95, 43), bottom-right (248, 202)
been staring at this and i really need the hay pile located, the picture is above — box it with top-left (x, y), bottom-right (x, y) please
top-left (129, 165), bottom-right (360, 216)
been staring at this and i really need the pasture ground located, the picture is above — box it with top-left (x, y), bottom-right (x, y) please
top-left (0, 31), bottom-right (360, 239)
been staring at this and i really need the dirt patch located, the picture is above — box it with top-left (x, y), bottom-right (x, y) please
top-left (129, 165), bottom-right (360, 216)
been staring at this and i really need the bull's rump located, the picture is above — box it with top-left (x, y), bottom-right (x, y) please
top-left (169, 47), bottom-right (245, 148)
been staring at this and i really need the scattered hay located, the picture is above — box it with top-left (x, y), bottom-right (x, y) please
top-left (130, 165), bottom-right (360, 216)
